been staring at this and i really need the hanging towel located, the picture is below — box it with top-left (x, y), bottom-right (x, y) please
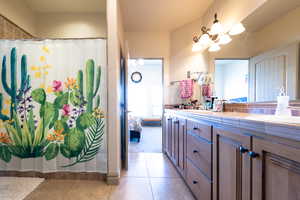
top-left (180, 79), bottom-right (194, 99)
top-left (202, 84), bottom-right (212, 97)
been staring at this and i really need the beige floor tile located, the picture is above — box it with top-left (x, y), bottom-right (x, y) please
top-left (24, 180), bottom-right (76, 200)
top-left (128, 153), bottom-right (147, 162)
top-left (66, 180), bottom-right (111, 200)
top-left (122, 158), bottom-right (149, 178)
top-left (150, 178), bottom-right (195, 200)
top-left (109, 177), bottom-right (154, 200)
top-left (145, 154), bottom-right (180, 178)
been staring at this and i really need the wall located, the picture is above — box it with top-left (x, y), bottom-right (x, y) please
top-left (0, 15), bottom-right (34, 39)
top-left (125, 32), bottom-right (170, 104)
top-left (107, 0), bottom-right (126, 184)
top-left (36, 13), bottom-right (107, 38)
top-left (168, 0), bottom-right (267, 103)
top-left (0, 0), bottom-right (37, 35)
top-left (128, 60), bottom-right (163, 117)
top-left (169, 18), bottom-right (209, 104)
top-left (253, 6), bottom-right (300, 56)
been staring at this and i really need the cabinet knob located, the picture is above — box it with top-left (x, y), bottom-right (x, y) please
top-left (192, 180), bottom-right (198, 184)
top-left (248, 151), bottom-right (259, 158)
top-left (193, 150), bottom-right (199, 154)
top-left (239, 146), bottom-right (249, 154)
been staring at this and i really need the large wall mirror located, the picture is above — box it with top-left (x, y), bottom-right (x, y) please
top-left (213, 0), bottom-right (300, 103)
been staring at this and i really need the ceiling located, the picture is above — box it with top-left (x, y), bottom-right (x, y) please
top-left (120, 0), bottom-right (213, 32)
top-left (25, 0), bottom-right (106, 13)
top-left (243, 0), bottom-right (300, 32)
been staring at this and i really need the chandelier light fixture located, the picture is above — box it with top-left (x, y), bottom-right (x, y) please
top-left (192, 13), bottom-right (246, 52)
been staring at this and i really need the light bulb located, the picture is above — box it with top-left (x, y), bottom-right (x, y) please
top-left (208, 43), bottom-right (221, 52)
top-left (210, 22), bottom-right (223, 35)
top-left (192, 42), bottom-right (203, 52)
top-left (219, 34), bottom-right (232, 45)
top-left (199, 33), bottom-right (212, 46)
top-left (229, 23), bottom-right (245, 35)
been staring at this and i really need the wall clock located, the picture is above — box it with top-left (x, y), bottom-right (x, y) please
top-left (131, 71), bottom-right (142, 83)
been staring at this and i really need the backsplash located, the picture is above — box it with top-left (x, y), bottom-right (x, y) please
top-left (224, 102), bottom-right (300, 116)
top-left (165, 102), bottom-right (300, 116)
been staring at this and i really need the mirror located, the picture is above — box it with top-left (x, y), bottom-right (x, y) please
top-left (214, 59), bottom-right (249, 102)
top-left (213, 0), bottom-right (300, 103)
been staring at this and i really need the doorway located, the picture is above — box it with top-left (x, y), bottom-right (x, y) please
top-left (127, 58), bottom-right (163, 153)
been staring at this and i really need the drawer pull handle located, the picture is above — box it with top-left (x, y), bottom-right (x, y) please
top-left (193, 127), bottom-right (199, 130)
top-left (239, 146), bottom-right (249, 154)
top-left (193, 150), bottom-right (199, 154)
top-left (248, 151), bottom-right (259, 158)
top-left (192, 180), bottom-right (198, 184)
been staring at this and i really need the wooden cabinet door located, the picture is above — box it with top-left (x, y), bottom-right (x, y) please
top-left (252, 137), bottom-right (300, 200)
top-left (213, 128), bottom-right (251, 200)
top-left (178, 118), bottom-right (186, 175)
top-left (165, 116), bottom-right (172, 158)
top-left (172, 118), bottom-right (179, 165)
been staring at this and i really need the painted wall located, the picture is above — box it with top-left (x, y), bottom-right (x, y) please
top-left (107, 0), bottom-right (126, 184)
top-left (169, 18), bottom-right (208, 104)
top-left (128, 60), bottom-right (163, 117)
top-left (125, 32), bottom-right (170, 104)
top-left (202, 0), bottom-right (267, 31)
top-left (253, 6), bottom-right (300, 56)
top-left (0, 0), bottom-right (37, 35)
top-left (36, 13), bottom-right (107, 38)
top-left (168, 0), bottom-right (266, 102)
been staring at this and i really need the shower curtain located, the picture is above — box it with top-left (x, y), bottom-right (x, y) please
top-left (0, 39), bottom-right (107, 173)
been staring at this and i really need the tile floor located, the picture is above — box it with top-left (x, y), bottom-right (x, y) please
top-left (24, 153), bottom-right (195, 200)
top-left (129, 127), bottom-right (162, 153)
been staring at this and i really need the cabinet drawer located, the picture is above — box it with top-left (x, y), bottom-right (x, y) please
top-left (186, 159), bottom-right (211, 200)
top-left (187, 133), bottom-right (212, 179)
top-left (187, 119), bottom-right (212, 141)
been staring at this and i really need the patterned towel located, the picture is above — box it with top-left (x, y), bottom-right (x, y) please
top-left (180, 79), bottom-right (194, 99)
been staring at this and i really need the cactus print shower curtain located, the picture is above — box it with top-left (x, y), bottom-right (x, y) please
top-left (0, 39), bottom-right (107, 173)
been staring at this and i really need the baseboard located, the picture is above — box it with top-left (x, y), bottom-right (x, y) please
top-left (106, 175), bottom-right (120, 185)
top-left (0, 171), bottom-right (106, 180)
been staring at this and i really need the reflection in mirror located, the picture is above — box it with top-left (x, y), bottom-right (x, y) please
top-left (214, 59), bottom-right (249, 102)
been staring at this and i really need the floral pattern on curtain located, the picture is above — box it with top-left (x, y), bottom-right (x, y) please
top-left (0, 39), bottom-right (107, 173)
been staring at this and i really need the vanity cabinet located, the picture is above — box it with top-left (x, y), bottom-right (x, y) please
top-left (213, 128), bottom-right (300, 200)
top-left (164, 110), bottom-right (300, 200)
top-left (252, 137), bottom-right (300, 200)
top-left (164, 116), bottom-right (173, 158)
top-left (163, 115), bottom-right (187, 176)
top-left (213, 128), bottom-right (251, 200)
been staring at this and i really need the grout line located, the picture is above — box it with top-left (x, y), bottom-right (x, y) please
top-left (145, 153), bottom-right (156, 200)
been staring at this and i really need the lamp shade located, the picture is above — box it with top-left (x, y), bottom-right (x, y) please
top-left (192, 42), bottom-right (203, 52)
top-left (210, 22), bottom-right (223, 35)
top-left (219, 34), bottom-right (232, 45)
top-left (208, 43), bottom-right (221, 52)
top-left (229, 23), bottom-right (245, 35)
top-left (199, 33), bottom-right (211, 46)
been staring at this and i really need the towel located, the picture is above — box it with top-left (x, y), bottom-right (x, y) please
top-left (202, 84), bottom-right (212, 97)
top-left (180, 79), bottom-right (194, 99)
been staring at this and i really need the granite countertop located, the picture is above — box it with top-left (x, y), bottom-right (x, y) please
top-left (165, 109), bottom-right (300, 141)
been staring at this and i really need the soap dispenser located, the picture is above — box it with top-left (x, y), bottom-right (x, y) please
top-left (275, 87), bottom-right (291, 116)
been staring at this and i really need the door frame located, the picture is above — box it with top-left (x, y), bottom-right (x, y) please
top-left (120, 51), bottom-right (128, 170)
top-left (124, 57), bottom-right (165, 160)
